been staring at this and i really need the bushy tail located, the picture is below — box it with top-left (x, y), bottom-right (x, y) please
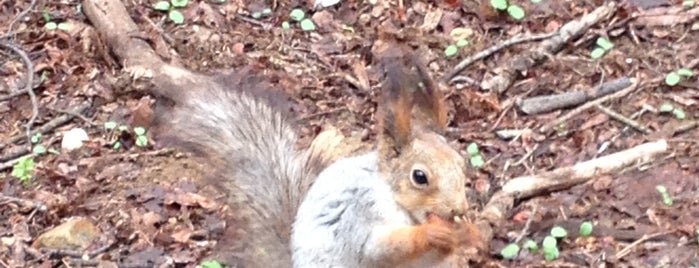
top-left (154, 68), bottom-right (354, 267)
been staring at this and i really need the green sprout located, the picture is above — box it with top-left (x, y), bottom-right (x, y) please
top-left (466, 142), bottom-right (485, 168)
top-left (153, 0), bottom-right (189, 24)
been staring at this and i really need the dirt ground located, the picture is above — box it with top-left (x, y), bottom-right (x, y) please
top-left (1, 0), bottom-right (699, 267)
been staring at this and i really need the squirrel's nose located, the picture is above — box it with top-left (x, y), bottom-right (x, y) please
top-left (451, 198), bottom-right (468, 217)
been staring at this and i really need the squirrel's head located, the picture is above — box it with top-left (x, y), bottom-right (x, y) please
top-left (376, 51), bottom-right (469, 224)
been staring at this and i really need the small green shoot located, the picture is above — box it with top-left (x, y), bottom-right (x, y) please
top-left (665, 68), bottom-right (694, 86)
top-left (491, 0), bottom-right (508, 10)
top-left (134, 127), bottom-right (149, 147)
top-left (684, 0), bottom-right (695, 7)
top-left (490, 0), bottom-right (526, 20)
top-left (542, 236), bottom-right (559, 261)
top-left (201, 260), bottom-right (224, 268)
top-left (45, 22), bottom-right (57, 30)
top-left (656, 185), bottom-right (673, 206)
top-left (153, 0), bottom-right (189, 24)
top-left (579, 221), bottom-right (593, 237)
top-left (12, 156), bottom-right (35, 185)
top-left (281, 21), bottom-right (291, 30)
top-left (523, 239), bottom-right (538, 254)
top-left (466, 142), bottom-right (485, 168)
top-left (500, 243), bottom-right (520, 259)
top-left (550, 226), bottom-right (568, 238)
top-left (531, 0), bottom-right (542, 3)
top-left (290, 8), bottom-right (305, 21)
top-left (590, 37), bottom-right (614, 59)
top-left (104, 121), bottom-right (118, 130)
top-left (444, 45), bottom-right (458, 57)
top-left (658, 103), bottom-right (687, 120)
top-left (507, 5), bottom-right (525, 20)
top-left (31, 133), bottom-right (42, 144)
top-left (456, 39), bottom-right (469, 48)
top-left (300, 18), bottom-right (316, 32)
top-left (33, 145), bottom-right (47, 155)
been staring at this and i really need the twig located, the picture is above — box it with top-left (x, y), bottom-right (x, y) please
top-left (0, 193), bottom-right (47, 211)
top-left (0, 101), bottom-right (92, 151)
top-left (501, 139), bottom-right (668, 198)
top-left (446, 32), bottom-right (556, 81)
top-left (450, 75), bottom-right (482, 90)
top-left (516, 77), bottom-right (632, 115)
top-left (539, 77), bottom-right (639, 133)
top-left (615, 231), bottom-right (674, 260)
top-left (0, 42), bottom-right (38, 147)
top-left (514, 205), bottom-right (538, 244)
top-left (0, 152), bottom-right (36, 171)
top-left (47, 106), bottom-right (98, 126)
top-left (2, 0), bottom-right (39, 40)
top-left (595, 105), bottom-right (651, 134)
top-left (0, 90), bottom-right (28, 102)
top-left (480, 2), bottom-right (618, 93)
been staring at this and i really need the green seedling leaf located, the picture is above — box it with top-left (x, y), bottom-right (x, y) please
top-left (57, 22), bottom-right (72, 32)
top-left (500, 243), bottom-right (520, 259)
top-left (523, 239), bottom-right (538, 254)
top-left (444, 45), bottom-right (458, 57)
top-left (290, 8), bottom-right (306, 21)
top-left (596, 37), bottom-right (614, 50)
top-left (201, 260), bottom-right (224, 268)
top-left (542, 236), bottom-right (557, 249)
top-left (677, 68), bottom-right (694, 77)
top-left (672, 108), bottom-right (686, 120)
top-left (684, 0), bottom-right (695, 7)
top-left (590, 47), bottom-right (606, 59)
top-left (251, 12), bottom-right (262, 19)
top-left (171, 0), bottom-right (188, 8)
top-left (104, 121), bottom-right (117, 130)
top-left (45, 22), bottom-right (57, 30)
top-left (531, 0), bottom-right (541, 3)
top-left (507, 5), bottom-right (525, 20)
top-left (33, 145), bottom-right (47, 155)
top-left (550, 226), bottom-right (568, 238)
top-left (467, 142), bottom-right (480, 155)
top-left (281, 21), bottom-right (290, 30)
top-left (118, 125), bottom-right (129, 132)
top-left (136, 135), bottom-right (149, 147)
top-left (659, 103), bottom-right (675, 113)
top-left (12, 156), bottom-right (35, 185)
top-left (491, 0), bottom-right (508, 10)
top-left (169, 10), bottom-right (185, 24)
top-left (31, 133), bottom-right (42, 144)
top-left (300, 18), bottom-right (316, 31)
top-left (261, 7), bottom-right (272, 15)
top-left (665, 72), bottom-right (681, 86)
top-left (42, 10), bottom-right (52, 22)
top-left (470, 155), bottom-right (485, 168)
top-left (456, 39), bottom-right (469, 48)
top-left (133, 127), bottom-right (147, 136)
top-left (543, 247), bottom-right (559, 261)
top-left (113, 141), bottom-right (122, 150)
top-left (656, 185), bottom-right (673, 206)
top-left (154, 1), bottom-right (171, 10)
top-left (579, 221), bottom-right (594, 237)
top-left (41, 71), bottom-right (50, 82)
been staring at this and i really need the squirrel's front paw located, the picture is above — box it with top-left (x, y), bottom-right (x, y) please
top-left (422, 214), bottom-right (458, 253)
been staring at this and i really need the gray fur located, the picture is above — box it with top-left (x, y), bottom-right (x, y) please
top-left (291, 152), bottom-right (444, 268)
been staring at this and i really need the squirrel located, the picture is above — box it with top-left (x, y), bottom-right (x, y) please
top-left (153, 47), bottom-right (473, 268)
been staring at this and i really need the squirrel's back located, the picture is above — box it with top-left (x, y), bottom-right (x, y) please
top-left (155, 67), bottom-right (324, 267)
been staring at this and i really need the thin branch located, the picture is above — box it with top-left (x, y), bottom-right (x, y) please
top-left (0, 42), bottom-right (38, 148)
top-left (595, 105), bottom-right (651, 134)
top-left (2, 0), bottom-right (39, 40)
top-left (446, 32), bottom-right (556, 81)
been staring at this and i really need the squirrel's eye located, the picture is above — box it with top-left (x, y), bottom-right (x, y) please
top-left (412, 169), bottom-right (429, 185)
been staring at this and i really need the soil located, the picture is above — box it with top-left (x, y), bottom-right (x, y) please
top-left (1, 0), bottom-right (698, 267)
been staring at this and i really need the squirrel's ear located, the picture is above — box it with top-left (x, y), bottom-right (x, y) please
top-left (377, 61), bottom-right (413, 157)
top-left (408, 55), bottom-right (448, 134)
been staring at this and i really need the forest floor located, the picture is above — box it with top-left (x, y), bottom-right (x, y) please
top-left (1, 0), bottom-right (699, 267)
